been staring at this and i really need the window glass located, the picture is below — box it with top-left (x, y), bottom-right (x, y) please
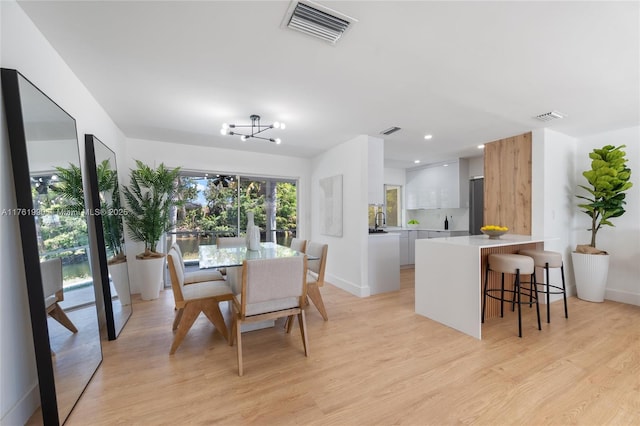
top-left (385, 185), bottom-right (402, 227)
top-left (170, 172), bottom-right (298, 262)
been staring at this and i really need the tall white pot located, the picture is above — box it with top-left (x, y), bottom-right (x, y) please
top-left (108, 261), bottom-right (131, 306)
top-left (137, 255), bottom-right (165, 300)
top-left (571, 252), bottom-right (609, 302)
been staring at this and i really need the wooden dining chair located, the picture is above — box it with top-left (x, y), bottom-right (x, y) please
top-left (304, 242), bottom-right (329, 321)
top-left (231, 256), bottom-right (309, 376)
top-left (170, 242), bottom-right (224, 284)
top-left (290, 237), bottom-right (306, 253)
top-left (41, 258), bottom-right (78, 333)
top-left (167, 248), bottom-right (234, 354)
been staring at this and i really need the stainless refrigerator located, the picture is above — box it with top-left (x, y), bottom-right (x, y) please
top-left (469, 177), bottom-right (484, 235)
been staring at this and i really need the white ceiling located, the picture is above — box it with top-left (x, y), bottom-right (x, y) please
top-left (17, 1), bottom-right (640, 169)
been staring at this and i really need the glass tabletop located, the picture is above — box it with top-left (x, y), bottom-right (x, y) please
top-left (199, 242), bottom-right (315, 269)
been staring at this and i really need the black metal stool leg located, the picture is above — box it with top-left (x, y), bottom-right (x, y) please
top-left (534, 270), bottom-right (541, 330)
top-left (501, 272), bottom-right (506, 317)
top-left (482, 262), bottom-right (490, 323)
top-left (561, 263), bottom-right (568, 318)
top-left (545, 262), bottom-right (551, 323)
top-left (515, 269), bottom-right (522, 337)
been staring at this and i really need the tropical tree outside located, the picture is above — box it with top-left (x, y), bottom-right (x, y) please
top-left (172, 173), bottom-right (298, 259)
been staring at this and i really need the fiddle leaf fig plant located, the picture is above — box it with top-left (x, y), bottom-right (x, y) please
top-left (576, 144), bottom-right (632, 249)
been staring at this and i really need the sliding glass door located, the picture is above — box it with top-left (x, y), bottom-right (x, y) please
top-left (169, 172), bottom-right (298, 263)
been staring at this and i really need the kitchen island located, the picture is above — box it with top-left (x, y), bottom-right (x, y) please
top-left (415, 234), bottom-right (547, 339)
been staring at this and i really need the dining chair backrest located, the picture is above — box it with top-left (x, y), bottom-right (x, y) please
top-left (41, 258), bottom-right (63, 308)
top-left (167, 248), bottom-right (185, 303)
top-left (171, 243), bottom-right (185, 273)
top-left (216, 236), bottom-right (247, 248)
top-left (240, 256), bottom-right (306, 317)
top-left (290, 238), bottom-right (306, 253)
top-left (306, 242), bottom-right (328, 284)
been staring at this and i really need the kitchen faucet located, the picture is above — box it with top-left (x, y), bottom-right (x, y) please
top-left (375, 211), bottom-right (386, 230)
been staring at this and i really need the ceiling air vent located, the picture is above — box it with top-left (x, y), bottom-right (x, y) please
top-left (535, 110), bottom-right (566, 122)
top-left (380, 126), bottom-right (401, 135)
top-left (283, 1), bottom-right (356, 44)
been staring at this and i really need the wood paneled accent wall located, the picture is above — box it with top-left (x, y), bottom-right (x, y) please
top-left (484, 132), bottom-right (532, 235)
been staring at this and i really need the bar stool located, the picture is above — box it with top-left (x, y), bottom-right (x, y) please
top-left (482, 253), bottom-right (541, 337)
top-left (519, 249), bottom-right (568, 323)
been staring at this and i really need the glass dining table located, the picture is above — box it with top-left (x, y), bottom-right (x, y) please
top-left (198, 242), bottom-right (313, 270)
top-left (198, 241), bottom-right (315, 332)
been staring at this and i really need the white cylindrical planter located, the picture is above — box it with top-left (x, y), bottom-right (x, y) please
top-left (108, 261), bottom-right (131, 305)
top-left (137, 255), bottom-right (165, 300)
top-left (571, 252), bottom-right (609, 302)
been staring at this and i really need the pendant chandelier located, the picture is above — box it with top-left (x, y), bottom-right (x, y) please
top-left (220, 114), bottom-right (285, 144)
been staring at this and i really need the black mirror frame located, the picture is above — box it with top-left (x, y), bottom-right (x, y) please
top-left (2, 67), bottom-right (60, 425)
top-left (85, 134), bottom-right (132, 340)
top-left (2, 68), bottom-right (102, 426)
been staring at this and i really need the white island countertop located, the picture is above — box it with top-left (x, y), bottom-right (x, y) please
top-left (415, 234), bottom-right (553, 339)
top-left (421, 234), bottom-right (549, 247)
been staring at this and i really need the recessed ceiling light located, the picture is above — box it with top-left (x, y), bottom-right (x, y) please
top-left (478, 144), bottom-right (485, 149)
top-left (414, 160), bottom-right (421, 164)
top-left (443, 164), bottom-right (448, 167)
top-left (424, 134), bottom-right (433, 140)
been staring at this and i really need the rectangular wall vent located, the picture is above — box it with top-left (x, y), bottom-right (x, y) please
top-left (380, 126), bottom-right (401, 135)
top-left (283, 1), bottom-right (356, 44)
top-left (535, 110), bottom-right (566, 122)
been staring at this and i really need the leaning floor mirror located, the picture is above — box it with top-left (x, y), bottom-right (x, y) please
top-left (2, 68), bottom-right (102, 425)
top-left (85, 134), bottom-right (132, 340)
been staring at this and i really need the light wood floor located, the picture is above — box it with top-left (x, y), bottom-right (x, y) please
top-left (64, 269), bottom-right (640, 425)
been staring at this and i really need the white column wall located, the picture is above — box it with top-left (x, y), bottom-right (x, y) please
top-left (0, 1), bottom-right (127, 424)
top-left (311, 135), bottom-right (370, 296)
top-left (532, 129), bottom-right (577, 298)
top-left (575, 127), bottom-right (640, 304)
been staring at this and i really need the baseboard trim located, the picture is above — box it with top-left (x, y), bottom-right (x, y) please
top-left (325, 273), bottom-right (370, 297)
top-left (605, 288), bottom-right (640, 306)
top-left (1, 382), bottom-right (39, 426)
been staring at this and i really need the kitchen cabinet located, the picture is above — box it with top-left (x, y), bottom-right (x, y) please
top-left (408, 230), bottom-right (417, 264)
top-left (406, 159), bottom-right (469, 209)
top-left (403, 230), bottom-right (470, 265)
top-left (398, 231), bottom-right (410, 266)
top-left (427, 230), bottom-right (469, 238)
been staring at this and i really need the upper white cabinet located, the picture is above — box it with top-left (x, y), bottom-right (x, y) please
top-left (406, 159), bottom-right (469, 209)
top-left (368, 137), bottom-right (384, 205)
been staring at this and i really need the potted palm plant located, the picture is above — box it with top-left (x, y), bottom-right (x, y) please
top-left (51, 161), bottom-right (130, 303)
top-left (122, 160), bottom-right (181, 300)
top-left (573, 144), bottom-right (632, 302)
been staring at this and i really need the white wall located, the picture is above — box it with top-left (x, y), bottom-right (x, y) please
top-left (574, 127), bottom-right (640, 305)
top-left (532, 128), bottom-right (577, 298)
top-left (384, 167), bottom-right (405, 186)
top-left (311, 135), bottom-right (370, 296)
top-left (467, 155), bottom-right (484, 178)
top-left (532, 126), bottom-right (640, 305)
top-left (1, 1), bottom-right (126, 423)
top-left (124, 138), bottom-right (312, 294)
